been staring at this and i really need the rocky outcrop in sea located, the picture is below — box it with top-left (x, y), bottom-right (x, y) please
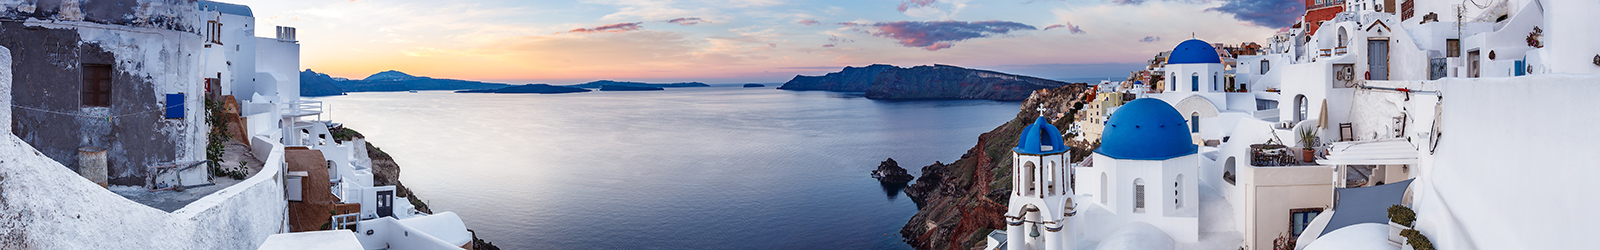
top-left (898, 84), bottom-right (1094, 250)
top-left (778, 64), bottom-right (1070, 101)
top-left (872, 158), bottom-right (915, 184)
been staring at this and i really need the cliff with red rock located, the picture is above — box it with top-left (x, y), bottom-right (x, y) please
top-left (899, 84), bottom-right (1098, 250)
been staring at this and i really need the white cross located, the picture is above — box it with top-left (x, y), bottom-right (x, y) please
top-left (1037, 105), bottom-right (1048, 117)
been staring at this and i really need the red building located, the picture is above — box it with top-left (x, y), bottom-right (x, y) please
top-left (1303, 0), bottom-right (1345, 35)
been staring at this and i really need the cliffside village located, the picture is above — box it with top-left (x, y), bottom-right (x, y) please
top-left (996, 0), bottom-right (1600, 249)
top-left (0, 1), bottom-right (476, 249)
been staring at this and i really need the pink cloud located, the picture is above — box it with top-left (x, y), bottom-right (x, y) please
top-left (565, 22), bottom-right (645, 34)
top-left (667, 17), bottom-right (706, 26)
top-left (797, 19), bottom-right (820, 26)
top-left (1044, 22), bottom-right (1085, 34)
top-left (844, 20), bottom-right (1037, 51)
top-left (898, 0), bottom-right (937, 12)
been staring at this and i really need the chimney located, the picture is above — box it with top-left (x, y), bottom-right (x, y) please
top-left (276, 26), bottom-right (297, 42)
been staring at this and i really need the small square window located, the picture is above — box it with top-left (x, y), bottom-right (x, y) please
top-left (81, 64), bottom-right (112, 107)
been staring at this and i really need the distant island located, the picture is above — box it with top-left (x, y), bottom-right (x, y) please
top-left (301, 71), bottom-right (716, 96)
top-left (743, 83), bottom-right (766, 88)
top-left (778, 64), bottom-right (1070, 101)
top-left (564, 80), bottom-right (709, 89)
top-left (599, 85), bottom-right (664, 91)
top-left (301, 70), bottom-right (513, 97)
top-left (456, 84), bottom-right (591, 94)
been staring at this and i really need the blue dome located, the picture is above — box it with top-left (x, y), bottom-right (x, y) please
top-left (1015, 117), bottom-right (1067, 155)
top-left (1166, 39), bottom-right (1221, 64)
top-left (1094, 98), bottom-right (1197, 160)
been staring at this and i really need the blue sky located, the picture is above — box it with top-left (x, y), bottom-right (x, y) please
top-left (230, 0), bottom-right (1301, 83)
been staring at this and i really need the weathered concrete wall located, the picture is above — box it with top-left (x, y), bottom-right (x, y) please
top-left (1, 0), bottom-right (199, 32)
top-left (0, 1), bottom-right (205, 185)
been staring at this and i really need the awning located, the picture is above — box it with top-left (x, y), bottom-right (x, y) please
top-left (1322, 179), bottom-right (1414, 237)
top-left (1318, 139), bottom-right (1418, 165)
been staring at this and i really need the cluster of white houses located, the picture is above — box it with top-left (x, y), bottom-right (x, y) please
top-left (997, 0), bottom-right (1600, 249)
top-left (0, 0), bottom-right (470, 249)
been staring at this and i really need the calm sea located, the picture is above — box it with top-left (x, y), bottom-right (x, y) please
top-left (314, 86), bottom-right (1020, 249)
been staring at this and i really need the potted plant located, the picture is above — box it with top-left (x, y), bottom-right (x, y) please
top-left (1297, 127), bottom-right (1319, 163)
top-left (1401, 229), bottom-right (1434, 250)
top-left (1388, 205), bottom-right (1416, 246)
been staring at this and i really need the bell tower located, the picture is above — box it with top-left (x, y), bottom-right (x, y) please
top-left (1005, 107), bottom-right (1076, 250)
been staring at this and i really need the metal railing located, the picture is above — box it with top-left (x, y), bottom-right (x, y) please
top-left (332, 213), bottom-right (361, 230)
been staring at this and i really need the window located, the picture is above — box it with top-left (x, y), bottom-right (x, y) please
top-left (1212, 73), bottom-right (1218, 91)
top-left (1256, 99), bottom-right (1279, 110)
top-left (1291, 208), bottom-right (1325, 236)
top-left (1024, 161), bottom-right (1037, 196)
top-left (1133, 178), bottom-right (1146, 213)
top-left (1100, 173), bottom-right (1108, 204)
top-left (1261, 59), bottom-right (1271, 74)
top-left (1295, 95), bottom-right (1309, 122)
top-left (1223, 157), bottom-right (1237, 185)
top-left (1191, 113), bottom-right (1200, 133)
top-left (1191, 74), bottom-right (1199, 91)
top-left (207, 21), bottom-right (223, 45)
top-left (1446, 39), bottom-right (1460, 57)
top-left (81, 64), bottom-right (112, 107)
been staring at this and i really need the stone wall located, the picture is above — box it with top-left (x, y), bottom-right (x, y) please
top-left (0, 1), bottom-right (205, 185)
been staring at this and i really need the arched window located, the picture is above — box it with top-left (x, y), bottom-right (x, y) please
top-left (1191, 73), bottom-right (1199, 91)
top-left (1133, 178), bottom-right (1146, 213)
top-left (1100, 173), bottom-right (1109, 204)
top-left (1024, 161), bottom-right (1037, 196)
top-left (1191, 113), bottom-right (1200, 133)
top-left (1046, 161), bottom-right (1056, 196)
top-left (1295, 95), bottom-right (1309, 122)
top-left (1213, 73), bottom-right (1219, 91)
top-left (1224, 157), bottom-right (1237, 185)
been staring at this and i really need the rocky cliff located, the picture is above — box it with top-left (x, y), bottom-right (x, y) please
top-left (300, 70), bottom-right (346, 97)
top-left (778, 64), bottom-right (1068, 101)
top-left (867, 65), bottom-right (1068, 101)
top-left (899, 84), bottom-right (1097, 250)
top-left (778, 64), bottom-right (896, 92)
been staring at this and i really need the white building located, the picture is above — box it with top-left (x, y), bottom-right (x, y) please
top-left (1078, 98), bottom-right (1201, 243)
top-left (1003, 114), bottom-right (1076, 250)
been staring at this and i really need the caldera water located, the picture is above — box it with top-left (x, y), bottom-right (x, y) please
top-left (315, 85), bottom-right (1020, 249)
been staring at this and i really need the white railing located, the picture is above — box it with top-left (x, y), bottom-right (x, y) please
top-left (333, 213), bottom-right (361, 230)
top-left (282, 99), bottom-right (324, 120)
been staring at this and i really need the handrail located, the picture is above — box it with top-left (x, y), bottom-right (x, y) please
top-left (333, 213), bottom-right (361, 230)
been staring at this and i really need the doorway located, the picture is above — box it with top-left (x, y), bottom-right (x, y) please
top-left (1368, 39), bottom-right (1389, 80)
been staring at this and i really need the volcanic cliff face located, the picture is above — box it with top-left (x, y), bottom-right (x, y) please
top-left (778, 64), bottom-right (896, 92)
top-left (779, 64), bottom-right (1067, 101)
top-left (866, 65), bottom-right (1067, 101)
top-left (899, 84), bottom-right (1097, 250)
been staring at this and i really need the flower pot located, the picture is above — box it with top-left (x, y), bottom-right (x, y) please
top-left (1389, 221), bottom-right (1410, 246)
top-left (1302, 148), bottom-right (1316, 163)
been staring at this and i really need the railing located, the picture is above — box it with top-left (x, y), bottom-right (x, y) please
top-left (333, 213), bottom-right (361, 230)
top-left (1334, 46), bottom-right (1348, 55)
top-left (282, 100), bottom-right (324, 120)
top-left (1319, 49), bottom-right (1333, 57)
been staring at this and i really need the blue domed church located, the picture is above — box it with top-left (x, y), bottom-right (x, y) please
top-left (1003, 115), bottom-right (1076, 250)
top-left (1077, 98), bottom-right (1202, 242)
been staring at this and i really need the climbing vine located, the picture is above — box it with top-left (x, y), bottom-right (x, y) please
top-left (205, 98), bottom-right (247, 180)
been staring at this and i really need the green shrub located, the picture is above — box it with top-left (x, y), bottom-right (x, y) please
top-left (1401, 229), bottom-right (1434, 250)
top-left (1388, 205), bottom-right (1416, 227)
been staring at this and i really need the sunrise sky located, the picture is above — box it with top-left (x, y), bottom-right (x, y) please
top-left (229, 0), bottom-right (1303, 84)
